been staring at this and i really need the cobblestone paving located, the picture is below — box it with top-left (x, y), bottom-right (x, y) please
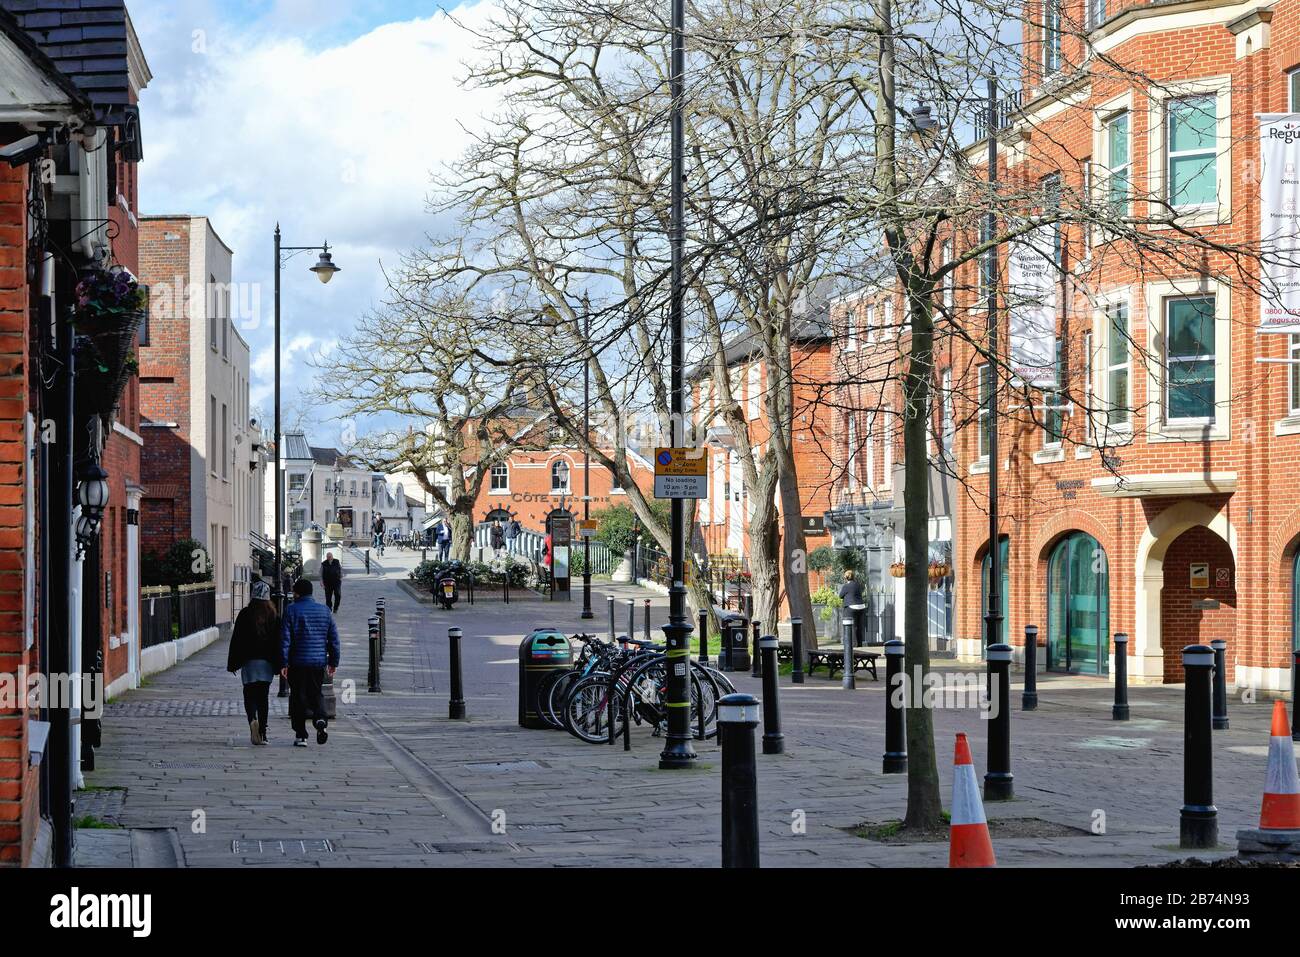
top-left (76, 547), bottom-right (1280, 867)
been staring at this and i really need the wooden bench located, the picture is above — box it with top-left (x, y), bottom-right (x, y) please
top-left (806, 645), bottom-right (880, 681)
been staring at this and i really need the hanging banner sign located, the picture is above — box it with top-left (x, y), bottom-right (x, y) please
top-left (1259, 114), bottom-right (1300, 333)
top-left (1006, 226), bottom-right (1059, 387)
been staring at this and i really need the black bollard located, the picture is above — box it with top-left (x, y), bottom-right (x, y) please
top-left (751, 619), bottom-right (762, 678)
top-left (790, 618), bottom-right (805, 685)
top-left (608, 595), bottom-right (617, 644)
top-left (883, 639), bottom-right (907, 774)
top-left (367, 616), bottom-right (382, 693)
top-left (1022, 625), bottom-right (1038, 711)
top-left (644, 599), bottom-right (652, 642)
top-left (448, 627), bottom-right (466, 720)
top-left (422, 548), bottom-right (427, 564)
top-left (723, 619), bottom-right (735, 672)
top-left (1180, 644), bottom-right (1218, 849)
top-left (365, 550), bottom-right (370, 574)
top-left (698, 608), bottom-right (710, 665)
top-left (841, 617), bottom-right (856, 690)
top-left (758, 636), bottom-right (784, 755)
top-left (984, 643), bottom-right (1014, 801)
top-left (503, 569), bottom-right (510, 605)
top-left (626, 600), bottom-right (635, 644)
top-left (1211, 639), bottom-right (1229, 731)
top-left (718, 693), bottom-right (761, 868)
top-left (377, 600), bottom-right (387, 659)
top-left (1113, 633), bottom-right (1130, 721)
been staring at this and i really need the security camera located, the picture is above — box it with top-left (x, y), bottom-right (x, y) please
top-left (1, 134), bottom-right (46, 168)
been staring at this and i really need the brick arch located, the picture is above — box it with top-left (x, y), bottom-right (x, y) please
top-left (1269, 504), bottom-right (1300, 570)
top-left (1031, 508), bottom-right (1111, 564)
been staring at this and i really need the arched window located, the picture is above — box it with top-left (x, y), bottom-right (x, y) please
top-left (1046, 532), bottom-right (1109, 676)
top-left (551, 461), bottom-right (570, 493)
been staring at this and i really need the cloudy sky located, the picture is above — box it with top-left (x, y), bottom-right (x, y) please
top-left (130, 0), bottom-right (500, 448)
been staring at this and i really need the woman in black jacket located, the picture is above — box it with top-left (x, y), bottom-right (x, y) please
top-left (227, 580), bottom-right (280, 745)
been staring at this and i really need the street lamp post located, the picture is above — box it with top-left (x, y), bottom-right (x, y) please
top-left (659, 0), bottom-right (696, 769)
top-left (272, 226), bottom-right (340, 615)
top-left (581, 301), bottom-right (594, 620)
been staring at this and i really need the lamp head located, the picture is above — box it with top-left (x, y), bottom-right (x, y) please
top-left (310, 244), bottom-right (341, 284)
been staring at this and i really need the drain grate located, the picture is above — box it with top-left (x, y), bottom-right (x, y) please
top-left (462, 760), bottom-right (546, 772)
top-left (152, 761), bottom-right (233, 770)
top-left (111, 700), bottom-right (290, 718)
top-left (416, 841), bottom-right (510, 854)
top-left (232, 839), bottom-right (334, 855)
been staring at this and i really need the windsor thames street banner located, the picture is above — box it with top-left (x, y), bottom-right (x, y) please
top-left (1259, 114), bottom-right (1300, 334)
top-left (1006, 225), bottom-right (1059, 387)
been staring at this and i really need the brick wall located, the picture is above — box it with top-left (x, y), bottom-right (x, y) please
top-left (471, 449), bottom-right (655, 531)
top-left (1159, 524), bottom-right (1237, 684)
top-left (0, 160), bottom-right (35, 865)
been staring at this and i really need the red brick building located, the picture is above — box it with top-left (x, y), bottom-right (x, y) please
top-left (949, 0), bottom-right (1299, 689)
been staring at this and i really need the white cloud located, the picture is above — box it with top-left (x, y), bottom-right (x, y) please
top-left (133, 1), bottom-right (502, 432)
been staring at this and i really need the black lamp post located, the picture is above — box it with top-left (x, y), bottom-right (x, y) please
top-left (272, 227), bottom-right (341, 612)
top-left (581, 299), bottom-right (594, 620)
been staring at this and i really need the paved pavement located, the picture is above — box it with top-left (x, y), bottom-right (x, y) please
top-left (74, 547), bottom-right (1285, 867)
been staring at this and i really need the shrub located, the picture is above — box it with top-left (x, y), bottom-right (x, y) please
top-left (807, 546), bottom-right (838, 572)
top-left (594, 502), bottom-right (669, 555)
top-left (142, 538), bottom-right (213, 587)
top-left (812, 584), bottom-right (843, 622)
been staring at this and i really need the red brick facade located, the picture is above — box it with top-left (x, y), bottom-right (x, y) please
top-left (472, 448), bottom-right (655, 531)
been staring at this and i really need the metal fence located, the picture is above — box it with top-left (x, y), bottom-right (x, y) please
top-left (140, 585), bottom-right (174, 649)
top-left (472, 524), bottom-right (615, 576)
top-left (177, 583), bottom-right (216, 636)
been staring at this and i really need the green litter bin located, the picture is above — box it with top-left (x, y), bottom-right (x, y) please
top-left (518, 628), bottom-right (573, 729)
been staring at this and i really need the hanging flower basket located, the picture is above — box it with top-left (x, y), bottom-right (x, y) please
top-left (889, 562), bottom-right (906, 578)
top-left (927, 561), bottom-right (952, 587)
top-left (73, 267), bottom-right (147, 416)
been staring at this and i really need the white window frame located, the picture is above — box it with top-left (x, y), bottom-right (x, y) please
top-left (490, 463), bottom-right (510, 493)
top-left (1144, 277), bottom-right (1230, 442)
top-left (883, 299), bottom-right (895, 336)
top-left (1164, 295), bottom-right (1217, 426)
top-left (1104, 110), bottom-right (1130, 219)
top-left (882, 404), bottom-right (893, 491)
top-left (1148, 76), bottom-right (1231, 228)
top-left (844, 306), bottom-right (859, 352)
top-left (1043, 0), bottom-right (1062, 76)
top-left (941, 369), bottom-right (954, 453)
top-left (865, 411), bottom-right (876, 489)
top-left (1042, 339), bottom-right (1065, 452)
top-left (864, 303), bottom-right (875, 344)
top-left (941, 243), bottom-right (953, 311)
top-left (1105, 299), bottom-right (1132, 434)
top-left (1165, 95), bottom-right (1218, 213)
top-left (1077, 331), bottom-right (1095, 458)
top-left (846, 415), bottom-right (859, 492)
top-left (551, 460), bottom-right (571, 494)
top-left (975, 363), bottom-right (992, 468)
top-left (747, 363), bottom-right (760, 420)
top-left (1290, 335), bottom-right (1300, 417)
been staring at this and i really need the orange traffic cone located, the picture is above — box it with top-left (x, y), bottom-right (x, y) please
top-left (949, 733), bottom-right (996, 867)
top-left (1259, 700), bottom-right (1300, 830)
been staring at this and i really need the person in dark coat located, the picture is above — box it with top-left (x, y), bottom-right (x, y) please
top-left (838, 569), bottom-right (866, 648)
top-left (321, 552), bottom-right (343, 612)
top-left (227, 580), bottom-right (279, 745)
top-left (436, 520), bottom-right (451, 561)
top-left (490, 520), bottom-right (505, 558)
top-left (280, 579), bottom-right (341, 746)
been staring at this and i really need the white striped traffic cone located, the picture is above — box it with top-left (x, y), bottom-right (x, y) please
top-left (1260, 700), bottom-right (1300, 830)
top-left (949, 732), bottom-right (996, 867)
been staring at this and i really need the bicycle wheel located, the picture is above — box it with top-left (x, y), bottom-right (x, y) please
top-left (534, 670), bottom-right (568, 730)
top-left (542, 669), bottom-right (580, 729)
top-left (563, 674), bottom-right (618, 743)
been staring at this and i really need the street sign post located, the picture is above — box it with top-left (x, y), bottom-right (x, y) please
top-left (654, 448), bottom-right (708, 500)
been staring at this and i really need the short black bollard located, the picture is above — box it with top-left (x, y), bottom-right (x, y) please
top-left (608, 595), bottom-right (616, 644)
top-left (367, 616), bottom-right (382, 693)
top-left (365, 550), bottom-right (370, 574)
top-left (698, 608), bottom-right (710, 665)
top-left (751, 620), bottom-right (762, 678)
top-left (448, 627), bottom-right (466, 720)
top-left (758, 636), bottom-right (784, 755)
top-left (984, 643), bottom-right (1014, 801)
top-left (422, 548), bottom-right (427, 563)
top-left (841, 617), bottom-right (856, 691)
top-left (468, 572), bottom-right (475, 606)
top-left (1113, 633), bottom-right (1131, 721)
top-left (626, 600), bottom-right (636, 644)
top-left (503, 570), bottom-right (510, 605)
top-left (718, 693), bottom-right (761, 868)
top-left (790, 618), bottom-right (805, 685)
top-left (883, 639), bottom-right (907, 774)
top-left (1022, 625), bottom-right (1038, 711)
top-left (1211, 639), bottom-right (1229, 731)
top-left (1180, 644), bottom-right (1218, 849)
top-left (644, 599), bottom-right (652, 642)
top-left (377, 600), bottom-right (387, 659)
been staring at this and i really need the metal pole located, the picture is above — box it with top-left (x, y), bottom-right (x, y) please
top-left (758, 637), bottom-right (784, 754)
top-left (984, 642), bottom-right (1014, 801)
top-left (1022, 624), bottom-right (1038, 711)
top-left (273, 226), bottom-right (288, 700)
top-left (368, 617), bottom-right (381, 693)
top-left (984, 78), bottom-right (1004, 665)
top-left (751, 619), bottom-right (762, 678)
top-left (1113, 633), bottom-right (1130, 721)
top-left (627, 599), bottom-right (635, 643)
top-left (1293, 650), bottom-right (1299, 742)
top-left (608, 595), bottom-right (616, 644)
top-left (1180, 644), bottom-right (1218, 849)
top-left (790, 618), bottom-right (804, 685)
top-left (448, 627), bottom-right (466, 720)
top-left (582, 302), bottom-right (594, 620)
top-left (698, 607), bottom-right (709, 664)
top-left (883, 639), bottom-right (907, 773)
top-left (719, 694), bottom-right (760, 867)
top-left (644, 598), bottom-right (652, 642)
top-left (660, 27), bottom-right (697, 761)
top-left (1211, 638), bottom-right (1229, 730)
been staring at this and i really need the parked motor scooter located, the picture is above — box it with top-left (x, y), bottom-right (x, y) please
top-left (436, 561), bottom-right (463, 610)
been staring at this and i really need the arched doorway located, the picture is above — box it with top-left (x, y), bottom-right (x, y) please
top-left (1293, 549), bottom-right (1300, 653)
top-left (980, 536), bottom-right (1009, 653)
top-left (1159, 525), bottom-right (1236, 683)
top-left (1046, 532), bottom-right (1109, 676)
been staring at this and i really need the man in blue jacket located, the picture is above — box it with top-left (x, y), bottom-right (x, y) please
top-left (280, 579), bottom-right (341, 746)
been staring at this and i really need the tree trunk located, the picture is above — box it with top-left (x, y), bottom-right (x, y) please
top-left (901, 288), bottom-right (943, 830)
top-left (746, 468), bottom-right (783, 637)
top-left (776, 447), bottom-right (819, 650)
top-left (450, 503), bottom-right (474, 562)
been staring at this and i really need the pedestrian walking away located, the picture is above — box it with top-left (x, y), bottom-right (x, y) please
top-left (280, 579), bottom-right (341, 747)
top-left (227, 579), bottom-right (280, 746)
top-left (436, 518), bottom-right (452, 562)
top-left (321, 551), bottom-right (343, 612)
top-left (839, 569), bottom-right (865, 647)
